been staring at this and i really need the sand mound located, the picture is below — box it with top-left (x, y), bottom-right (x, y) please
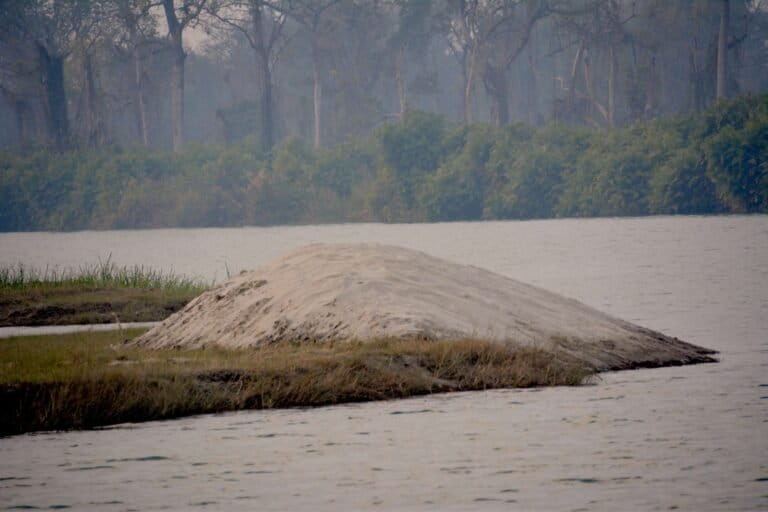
top-left (132, 244), bottom-right (715, 371)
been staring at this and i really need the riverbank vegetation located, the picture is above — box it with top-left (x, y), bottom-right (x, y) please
top-left (0, 262), bottom-right (208, 326)
top-left (1, 94), bottom-right (765, 231)
top-left (0, 329), bottom-right (592, 436)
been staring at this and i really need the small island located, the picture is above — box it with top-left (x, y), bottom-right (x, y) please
top-left (0, 245), bottom-right (716, 436)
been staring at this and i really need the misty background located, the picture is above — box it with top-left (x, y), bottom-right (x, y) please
top-left (0, 0), bottom-right (766, 230)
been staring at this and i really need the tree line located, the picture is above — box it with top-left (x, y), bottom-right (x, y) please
top-left (1, 94), bottom-right (765, 231)
top-left (1, 0), bottom-right (767, 153)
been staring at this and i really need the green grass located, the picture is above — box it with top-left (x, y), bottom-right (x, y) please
top-left (0, 329), bottom-right (594, 436)
top-left (0, 260), bottom-right (209, 326)
top-left (0, 259), bottom-right (208, 293)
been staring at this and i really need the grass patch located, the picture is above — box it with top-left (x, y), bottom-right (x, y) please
top-left (0, 259), bottom-right (207, 291)
top-left (0, 261), bottom-right (209, 326)
top-left (0, 329), bottom-right (593, 436)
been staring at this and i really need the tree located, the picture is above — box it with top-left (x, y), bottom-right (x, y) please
top-left (112, 0), bottom-right (157, 147)
top-left (274, 0), bottom-right (340, 148)
top-left (717, 0), bottom-right (730, 99)
top-left (71, 2), bottom-right (116, 148)
top-left (0, 7), bottom-right (47, 146)
top-left (207, 0), bottom-right (287, 151)
top-left (444, 0), bottom-right (488, 124)
top-left (161, 0), bottom-right (209, 152)
top-left (445, 0), bottom-right (548, 125)
top-left (388, 0), bottom-right (433, 119)
top-left (480, 0), bottom-right (548, 126)
top-left (322, 0), bottom-right (393, 143)
top-left (0, 0), bottom-right (104, 149)
top-left (552, 0), bottom-right (636, 127)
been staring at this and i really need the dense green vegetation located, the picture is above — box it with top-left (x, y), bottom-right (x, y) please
top-left (0, 329), bottom-right (591, 435)
top-left (1, 94), bottom-right (765, 231)
top-left (0, 260), bottom-right (206, 291)
top-left (0, 262), bottom-right (208, 326)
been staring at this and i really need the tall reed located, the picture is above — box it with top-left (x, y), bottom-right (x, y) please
top-left (0, 257), bottom-right (208, 293)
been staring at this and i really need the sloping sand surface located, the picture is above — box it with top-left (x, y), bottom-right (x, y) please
top-left (132, 244), bottom-right (715, 370)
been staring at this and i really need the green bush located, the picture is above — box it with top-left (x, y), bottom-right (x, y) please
top-left (486, 123), bottom-right (582, 219)
top-left (0, 94), bottom-right (765, 231)
top-left (421, 124), bottom-right (496, 221)
top-left (649, 148), bottom-right (721, 214)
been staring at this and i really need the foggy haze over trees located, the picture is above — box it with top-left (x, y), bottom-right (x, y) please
top-left (2, 0), bottom-right (767, 151)
top-left (0, 0), bottom-right (766, 230)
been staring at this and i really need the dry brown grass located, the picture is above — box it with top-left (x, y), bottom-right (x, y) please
top-left (0, 329), bottom-right (593, 436)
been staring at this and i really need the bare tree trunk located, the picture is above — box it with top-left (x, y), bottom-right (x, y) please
top-left (566, 44), bottom-right (584, 118)
top-left (527, 44), bottom-right (540, 125)
top-left (496, 81), bottom-right (509, 126)
top-left (730, 37), bottom-right (742, 96)
top-left (79, 54), bottom-right (103, 147)
top-left (582, 50), bottom-right (593, 97)
top-left (118, 0), bottom-right (151, 147)
top-left (169, 45), bottom-right (185, 152)
top-left (261, 60), bottom-right (275, 151)
top-left (644, 52), bottom-right (657, 118)
top-left (689, 45), bottom-right (702, 111)
top-left (37, 43), bottom-right (69, 150)
top-left (464, 49), bottom-right (477, 124)
top-left (716, 0), bottom-right (729, 100)
top-left (394, 46), bottom-right (406, 120)
top-left (483, 63), bottom-right (509, 126)
top-left (133, 43), bottom-right (150, 147)
top-left (13, 101), bottom-right (26, 145)
top-left (582, 49), bottom-right (609, 126)
top-left (312, 43), bottom-right (322, 148)
top-left (251, 4), bottom-right (275, 151)
top-left (607, 46), bottom-right (616, 127)
top-left (163, 0), bottom-right (185, 152)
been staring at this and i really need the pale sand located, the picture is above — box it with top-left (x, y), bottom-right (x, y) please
top-left (132, 244), bottom-right (715, 371)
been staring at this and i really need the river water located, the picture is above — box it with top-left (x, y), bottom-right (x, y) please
top-left (1, 216), bottom-right (767, 511)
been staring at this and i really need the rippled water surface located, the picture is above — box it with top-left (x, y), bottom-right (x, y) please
top-left (1, 216), bottom-right (767, 511)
